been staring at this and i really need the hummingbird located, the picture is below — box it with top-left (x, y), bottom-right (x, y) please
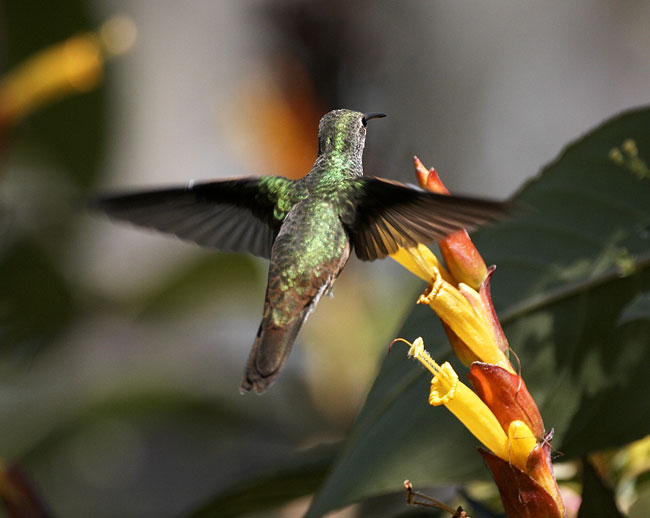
top-left (92, 109), bottom-right (510, 394)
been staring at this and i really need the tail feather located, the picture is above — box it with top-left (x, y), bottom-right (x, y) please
top-left (240, 315), bottom-right (306, 394)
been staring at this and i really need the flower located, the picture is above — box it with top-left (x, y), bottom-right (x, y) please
top-left (390, 243), bottom-right (452, 283)
top-left (404, 338), bottom-right (565, 517)
top-left (394, 246), bottom-right (513, 370)
top-left (405, 338), bottom-right (531, 471)
top-left (397, 159), bottom-right (566, 517)
top-left (391, 158), bottom-right (511, 366)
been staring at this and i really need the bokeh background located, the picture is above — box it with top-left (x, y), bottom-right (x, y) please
top-left (1, 1), bottom-right (649, 516)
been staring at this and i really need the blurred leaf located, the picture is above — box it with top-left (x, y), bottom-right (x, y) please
top-left (618, 290), bottom-right (650, 324)
top-left (0, 0), bottom-right (110, 359)
top-left (307, 105), bottom-right (650, 516)
top-left (630, 477), bottom-right (650, 518)
top-left (0, 239), bottom-right (74, 356)
top-left (3, 2), bottom-right (90, 67)
top-left (13, 389), bottom-right (315, 517)
top-left (2, 0), bottom-right (105, 189)
top-left (134, 254), bottom-right (264, 318)
top-left (189, 443), bottom-right (337, 518)
top-left (577, 459), bottom-right (624, 518)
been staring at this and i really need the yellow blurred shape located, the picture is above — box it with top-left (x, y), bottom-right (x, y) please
top-left (0, 15), bottom-right (136, 128)
top-left (0, 34), bottom-right (101, 125)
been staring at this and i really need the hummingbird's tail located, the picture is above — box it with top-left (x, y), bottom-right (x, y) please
top-left (240, 314), bottom-right (305, 394)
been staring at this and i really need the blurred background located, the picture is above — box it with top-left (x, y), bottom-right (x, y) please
top-left (1, 1), bottom-right (649, 516)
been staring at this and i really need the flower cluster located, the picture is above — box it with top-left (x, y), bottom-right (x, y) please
top-left (393, 157), bottom-right (565, 517)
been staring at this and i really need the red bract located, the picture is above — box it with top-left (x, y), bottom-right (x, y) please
top-left (413, 156), bottom-right (488, 289)
top-left (480, 449), bottom-right (564, 518)
top-left (468, 362), bottom-right (544, 439)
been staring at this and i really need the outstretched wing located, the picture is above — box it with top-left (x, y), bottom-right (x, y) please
top-left (90, 176), bottom-right (299, 259)
top-left (345, 177), bottom-right (512, 261)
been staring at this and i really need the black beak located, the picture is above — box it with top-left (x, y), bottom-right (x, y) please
top-left (362, 112), bottom-right (386, 126)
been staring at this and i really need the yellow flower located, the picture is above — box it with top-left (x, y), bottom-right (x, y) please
top-left (390, 243), bottom-right (453, 284)
top-left (395, 246), bottom-right (513, 371)
top-left (406, 338), bottom-right (519, 465)
top-left (393, 158), bottom-right (511, 361)
top-left (405, 337), bottom-right (545, 475)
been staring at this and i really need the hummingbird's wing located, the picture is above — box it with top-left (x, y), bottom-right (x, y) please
top-left (346, 177), bottom-right (512, 261)
top-left (90, 176), bottom-right (299, 259)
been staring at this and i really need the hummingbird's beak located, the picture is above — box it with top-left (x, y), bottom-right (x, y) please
top-left (362, 112), bottom-right (386, 126)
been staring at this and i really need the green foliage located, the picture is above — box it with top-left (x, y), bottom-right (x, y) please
top-left (132, 254), bottom-right (264, 318)
top-left (0, 240), bottom-right (75, 357)
top-left (578, 460), bottom-right (624, 518)
top-left (0, 0), bottom-right (102, 356)
top-left (189, 444), bottom-right (337, 518)
top-left (2, 0), bottom-right (105, 188)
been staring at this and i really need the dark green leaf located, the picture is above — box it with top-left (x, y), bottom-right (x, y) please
top-left (132, 254), bottom-right (264, 318)
top-left (618, 291), bottom-right (650, 324)
top-left (3, 0), bottom-right (105, 188)
top-left (13, 388), bottom-right (321, 518)
top-left (629, 476), bottom-right (650, 518)
top-left (0, 239), bottom-right (75, 356)
top-left (578, 459), bottom-right (624, 518)
top-left (189, 444), bottom-right (337, 518)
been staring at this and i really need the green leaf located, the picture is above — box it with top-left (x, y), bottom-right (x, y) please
top-left (9, 386), bottom-right (325, 517)
top-left (307, 105), bottom-right (650, 516)
top-left (0, 239), bottom-right (75, 356)
top-left (630, 472), bottom-right (650, 518)
top-left (132, 254), bottom-right (264, 318)
top-left (3, 0), bottom-right (105, 189)
top-left (0, 0), bottom-right (106, 359)
top-left (189, 444), bottom-right (337, 518)
top-left (578, 459), bottom-right (624, 518)
top-left (618, 291), bottom-right (650, 324)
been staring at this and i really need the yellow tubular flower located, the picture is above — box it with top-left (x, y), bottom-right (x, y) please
top-left (406, 338), bottom-right (511, 462)
top-left (391, 244), bottom-right (513, 371)
top-left (418, 270), bottom-right (514, 372)
top-left (390, 244), bottom-right (453, 284)
top-left (458, 283), bottom-right (511, 360)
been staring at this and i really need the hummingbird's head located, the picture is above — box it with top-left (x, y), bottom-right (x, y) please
top-left (317, 109), bottom-right (385, 157)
